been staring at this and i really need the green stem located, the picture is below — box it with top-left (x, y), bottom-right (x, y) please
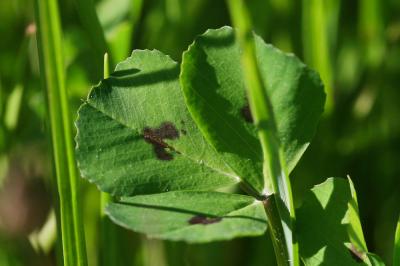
top-left (263, 195), bottom-right (290, 266)
top-left (34, 0), bottom-right (87, 265)
top-left (226, 1), bottom-right (298, 265)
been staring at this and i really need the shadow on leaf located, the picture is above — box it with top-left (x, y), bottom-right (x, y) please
top-left (297, 178), bottom-right (364, 265)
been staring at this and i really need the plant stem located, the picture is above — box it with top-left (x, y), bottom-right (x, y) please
top-left (226, 0), bottom-right (298, 265)
top-left (34, 0), bottom-right (87, 265)
top-left (263, 195), bottom-right (290, 266)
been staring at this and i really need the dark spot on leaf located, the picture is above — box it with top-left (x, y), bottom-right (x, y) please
top-left (188, 215), bottom-right (222, 225)
top-left (181, 129), bottom-right (187, 135)
top-left (143, 122), bottom-right (180, 161)
top-left (180, 120), bottom-right (185, 125)
top-left (348, 245), bottom-right (364, 263)
top-left (241, 105), bottom-right (253, 123)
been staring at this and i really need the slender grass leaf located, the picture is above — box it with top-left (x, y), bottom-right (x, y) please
top-left (76, 50), bottom-right (239, 196)
top-left (395, 215), bottom-right (400, 266)
top-left (297, 178), bottom-right (384, 266)
top-left (302, 0), bottom-right (334, 112)
top-left (106, 191), bottom-right (267, 243)
top-left (35, 0), bottom-right (88, 264)
top-left (180, 26), bottom-right (325, 193)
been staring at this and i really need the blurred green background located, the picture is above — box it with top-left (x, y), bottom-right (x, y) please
top-left (1, 0), bottom-right (400, 265)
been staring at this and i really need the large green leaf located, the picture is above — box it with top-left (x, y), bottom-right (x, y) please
top-left (106, 191), bottom-right (267, 243)
top-left (297, 178), bottom-right (384, 266)
top-left (76, 50), bottom-right (239, 196)
top-left (180, 26), bottom-right (325, 193)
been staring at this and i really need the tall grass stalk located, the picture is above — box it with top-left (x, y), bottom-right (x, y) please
top-left (226, 0), bottom-right (298, 265)
top-left (302, 0), bottom-right (334, 113)
top-left (34, 0), bottom-right (87, 265)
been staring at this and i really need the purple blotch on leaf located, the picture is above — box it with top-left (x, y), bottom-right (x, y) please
top-left (241, 104), bottom-right (253, 123)
top-left (143, 122), bottom-right (180, 160)
top-left (188, 215), bottom-right (222, 225)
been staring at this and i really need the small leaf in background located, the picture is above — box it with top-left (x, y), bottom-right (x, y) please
top-left (106, 191), bottom-right (267, 243)
top-left (4, 84), bottom-right (23, 131)
top-left (76, 50), bottom-right (239, 196)
top-left (297, 177), bottom-right (384, 265)
top-left (180, 26), bottom-right (325, 193)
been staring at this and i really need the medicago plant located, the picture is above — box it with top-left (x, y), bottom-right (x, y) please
top-left (75, 26), bottom-right (386, 265)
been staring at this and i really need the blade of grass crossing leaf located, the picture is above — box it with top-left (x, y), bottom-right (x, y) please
top-left (34, 0), bottom-right (87, 265)
top-left (99, 52), bottom-right (119, 266)
top-left (226, 1), bottom-right (298, 265)
top-left (394, 215), bottom-right (400, 266)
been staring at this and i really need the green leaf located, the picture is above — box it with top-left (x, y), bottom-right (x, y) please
top-left (346, 177), bottom-right (368, 252)
top-left (297, 178), bottom-right (384, 266)
top-left (106, 191), bottom-right (267, 243)
top-left (180, 26), bottom-right (325, 192)
top-left (76, 50), bottom-right (239, 196)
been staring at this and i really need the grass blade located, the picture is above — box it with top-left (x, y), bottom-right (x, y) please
top-left (395, 215), bottom-right (400, 266)
top-left (302, 0), bottom-right (334, 113)
top-left (358, 0), bottom-right (385, 68)
top-left (226, 1), bottom-right (298, 265)
top-left (34, 0), bottom-right (87, 265)
top-left (98, 52), bottom-right (119, 266)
